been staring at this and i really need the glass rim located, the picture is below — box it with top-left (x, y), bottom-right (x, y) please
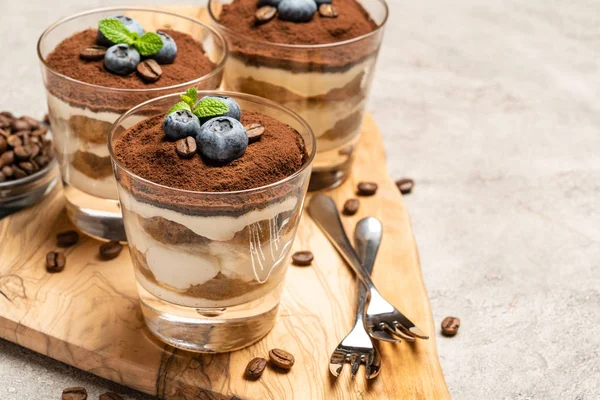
top-left (108, 90), bottom-right (316, 196)
top-left (207, 0), bottom-right (389, 50)
top-left (37, 6), bottom-right (229, 93)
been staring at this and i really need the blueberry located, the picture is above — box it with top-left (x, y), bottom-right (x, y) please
top-left (152, 31), bottom-right (178, 64)
top-left (196, 117), bottom-right (248, 163)
top-left (277, 0), bottom-right (317, 22)
top-left (198, 96), bottom-right (242, 124)
top-left (258, 0), bottom-right (283, 6)
top-left (97, 16), bottom-right (145, 47)
top-left (162, 110), bottom-right (201, 141)
top-left (104, 44), bottom-right (140, 75)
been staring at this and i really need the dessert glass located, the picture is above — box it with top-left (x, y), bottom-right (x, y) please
top-left (208, 0), bottom-right (388, 190)
top-left (109, 91), bottom-right (315, 352)
top-left (37, 7), bottom-right (227, 241)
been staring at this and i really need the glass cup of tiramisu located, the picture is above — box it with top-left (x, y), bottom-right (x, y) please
top-left (109, 90), bottom-right (315, 352)
top-left (37, 8), bottom-right (227, 241)
top-left (208, 0), bottom-right (388, 190)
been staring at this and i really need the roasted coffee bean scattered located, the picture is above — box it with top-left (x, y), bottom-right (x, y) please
top-left (319, 3), bottom-right (338, 17)
top-left (292, 251), bottom-right (313, 266)
top-left (357, 182), bottom-right (378, 196)
top-left (0, 112), bottom-right (54, 181)
top-left (46, 251), bottom-right (66, 273)
top-left (256, 5), bottom-right (277, 23)
top-left (57, 230), bottom-right (80, 248)
top-left (137, 59), bottom-right (163, 82)
top-left (268, 348), bottom-right (295, 370)
top-left (61, 386), bottom-right (88, 400)
top-left (80, 45), bottom-right (107, 61)
top-left (43, 113), bottom-right (50, 125)
top-left (99, 392), bottom-right (124, 400)
top-left (244, 357), bottom-right (267, 380)
top-left (175, 136), bottom-right (197, 159)
top-left (245, 123), bottom-right (265, 143)
top-left (441, 316), bottom-right (460, 337)
top-left (99, 240), bottom-right (123, 260)
top-left (395, 178), bottom-right (415, 195)
top-left (342, 198), bottom-right (360, 216)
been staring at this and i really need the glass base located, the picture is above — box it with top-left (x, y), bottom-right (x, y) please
top-left (309, 141), bottom-right (356, 191)
top-left (63, 182), bottom-right (126, 241)
top-left (138, 283), bottom-right (281, 353)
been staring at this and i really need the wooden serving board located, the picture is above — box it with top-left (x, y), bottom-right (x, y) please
top-left (0, 115), bottom-right (449, 399)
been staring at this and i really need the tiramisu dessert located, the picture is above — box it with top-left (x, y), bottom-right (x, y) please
top-left (209, 0), bottom-right (387, 189)
top-left (38, 9), bottom-right (225, 240)
top-left (111, 89), bottom-right (312, 311)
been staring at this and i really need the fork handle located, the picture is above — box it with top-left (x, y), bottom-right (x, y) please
top-left (353, 218), bottom-right (382, 323)
top-left (307, 195), bottom-right (377, 290)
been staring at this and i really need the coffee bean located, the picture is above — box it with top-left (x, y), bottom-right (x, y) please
top-left (0, 111), bottom-right (14, 119)
top-left (319, 3), bottom-right (338, 18)
top-left (2, 165), bottom-right (13, 178)
top-left (43, 113), bottom-right (50, 125)
top-left (19, 132), bottom-right (30, 145)
top-left (137, 59), bottom-right (162, 82)
top-left (268, 348), bottom-right (295, 370)
top-left (29, 135), bottom-right (41, 144)
top-left (357, 182), bottom-right (378, 196)
top-left (441, 316), bottom-right (460, 337)
top-left (99, 393), bottom-right (124, 400)
top-left (34, 155), bottom-right (50, 168)
top-left (7, 135), bottom-right (22, 148)
top-left (0, 116), bottom-right (10, 129)
top-left (46, 251), bottom-right (66, 273)
top-left (342, 198), bottom-right (360, 216)
top-left (244, 357), bottom-right (267, 380)
top-left (99, 240), bottom-right (123, 260)
top-left (12, 166), bottom-right (27, 179)
top-left (29, 143), bottom-right (41, 159)
top-left (61, 386), bottom-right (87, 400)
top-left (245, 123), bottom-right (265, 143)
top-left (32, 126), bottom-right (48, 137)
top-left (18, 161), bottom-right (36, 175)
top-left (0, 135), bottom-right (6, 153)
top-left (21, 116), bottom-right (40, 130)
top-left (175, 136), bottom-right (197, 159)
top-left (0, 171), bottom-right (5, 182)
top-left (80, 45), bottom-right (107, 61)
top-left (57, 230), bottom-right (80, 247)
top-left (10, 119), bottom-right (29, 132)
top-left (256, 5), bottom-right (277, 23)
top-left (292, 251), bottom-right (313, 266)
top-left (395, 178), bottom-right (415, 195)
top-left (0, 151), bottom-right (14, 167)
top-left (0, 128), bottom-right (8, 137)
top-left (14, 145), bottom-right (33, 161)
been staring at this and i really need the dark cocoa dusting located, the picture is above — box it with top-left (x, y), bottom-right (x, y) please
top-left (216, 0), bottom-right (380, 71)
top-left (44, 29), bottom-right (221, 113)
top-left (46, 29), bottom-right (215, 89)
top-left (115, 110), bottom-right (307, 192)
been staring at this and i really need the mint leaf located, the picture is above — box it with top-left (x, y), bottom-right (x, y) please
top-left (134, 32), bottom-right (164, 56)
top-left (193, 98), bottom-right (229, 119)
top-left (180, 87), bottom-right (198, 107)
top-left (99, 18), bottom-right (136, 45)
top-left (167, 101), bottom-right (192, 116)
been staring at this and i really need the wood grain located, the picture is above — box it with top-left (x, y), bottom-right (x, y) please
top-left (0, 115), bottom-right (449, 399)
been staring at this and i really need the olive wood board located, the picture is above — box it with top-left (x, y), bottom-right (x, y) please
top-left (0, 114), bottom-right (450, 399)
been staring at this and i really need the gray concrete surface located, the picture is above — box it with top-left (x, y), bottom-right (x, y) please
top-left (1, 0), bottom-right (599, 399)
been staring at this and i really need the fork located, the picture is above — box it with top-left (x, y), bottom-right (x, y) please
top-left (328, 220), bottom-right (383, 379)
top-left (308, 194), bottom-right (429, 342)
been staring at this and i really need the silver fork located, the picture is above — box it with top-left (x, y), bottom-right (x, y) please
top-left (328, 219), bottom-right (383, 379)
top-left (308, 194), bottom-right (429, 342)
